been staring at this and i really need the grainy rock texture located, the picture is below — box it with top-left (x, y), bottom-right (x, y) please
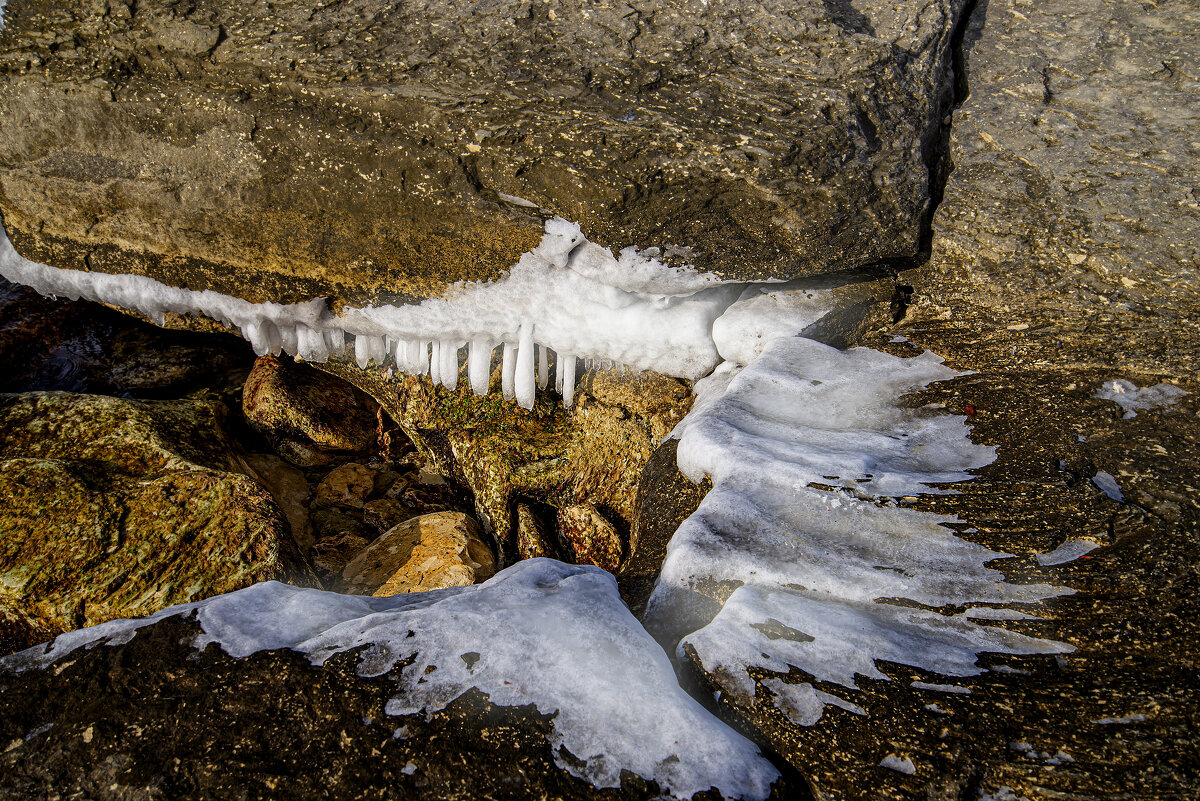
top-left (0, 615), bottom-right (809, 801)
top-left (557, 504), bottom-right (622, 573)
top-left (0, 392), bottom-right (316, 638)
top-left (0, 0), bottom-right (965, 305)
top-left (317, 360), bottom-right (692, 559)
top-left (677, 0), bottom-right (1200, 798)
top-left (340, 512), bottom-right (495, 596)
top-left (242, 355), bottom-right (380, 467)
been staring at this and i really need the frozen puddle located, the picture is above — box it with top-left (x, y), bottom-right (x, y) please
top-left (2, 560), bottom-right (779, 801)
top-left (644, 337), bottom-right (1072, 726)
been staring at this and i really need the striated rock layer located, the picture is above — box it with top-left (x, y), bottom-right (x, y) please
top-left (0, 0), bottom-right (965, 305)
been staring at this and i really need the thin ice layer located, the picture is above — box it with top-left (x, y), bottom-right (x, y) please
top-left (646, 337), bottom-right (1071, 725)
top-left (3, 560), bottom-right (779, 801)
top-left (1093, 378), bottom-right (1188, 419)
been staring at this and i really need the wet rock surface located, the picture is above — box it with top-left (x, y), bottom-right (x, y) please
top-left (0, 0), bottom-right (965, 305)
top-left (0, 392), bottom-right (316, 638)
top-left (0, 614), bottom-right (805, 801)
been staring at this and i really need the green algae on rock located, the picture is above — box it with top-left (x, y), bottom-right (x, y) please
top-left (316, 358), bottom-right (692, 566)
top-left (0, 391), bottom-right (316, 638)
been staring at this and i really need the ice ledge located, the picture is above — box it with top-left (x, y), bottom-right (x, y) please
top-left (1, 218), bottom-right (865, 408)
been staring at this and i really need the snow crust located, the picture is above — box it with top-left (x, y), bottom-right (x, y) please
top-left (2, 560), bottom-right (779, 801)
top-left (1035, 538), bottom-right (1099, 566)
top-left (880, 754), bottom-right (916, 774)
top-left (1094, 378), bottom-right (1188, 418)
top-left (645, 336), bottom-right (1072, 726)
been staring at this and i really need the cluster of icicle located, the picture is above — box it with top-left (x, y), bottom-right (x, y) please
top-left (336, 323), bottom-right (581, 409)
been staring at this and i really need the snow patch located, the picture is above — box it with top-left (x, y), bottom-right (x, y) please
top-left (880, 754), bottom-right (916, 774)
top-left (1094, 378), bottom-right (1188, 418)
top-left (1036, 538), bottom-right (1100, 566)
top-left (2, 560), bottom-right (779, 801)
top-left (911, 681), bottom-right (971, 694)
top-left (2, 220), bottom-right (849, 410)
top-left (1090, 471), bottom-right (1124, 503)
top-left (645, 337), bottom-right (1070, 727)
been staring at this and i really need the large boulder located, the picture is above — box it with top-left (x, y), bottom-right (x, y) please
top-left (242, 355), bottom-right (380, 467)
top-left (0, 391), bottom-right (316, 639)
top-left (663, 0), bottom-right (1200, 798)
top-left (0, 0), bottom-right (965, 305)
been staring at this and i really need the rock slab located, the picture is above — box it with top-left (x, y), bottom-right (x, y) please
top-left (1, 0), bottom-right (966, 305)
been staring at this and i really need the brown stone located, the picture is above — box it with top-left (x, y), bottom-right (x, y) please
top-left (340, 512), bottom-right (495, 597)
top-left (362, 498), bottom-right (415, 536)
top-left (309, 533), bottom-right (370, 582)
top-left (515, 503), bottom-right (557, 562)
top-left (314, 463), bottom-right (375, 509)
top-left (556, 504), bottom-right (622, 574)
top-left (242, 356), bottom-right (379, 467)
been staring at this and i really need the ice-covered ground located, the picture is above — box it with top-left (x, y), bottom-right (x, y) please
top-left (0, 221), bottom-right (844, 408)
top-left (2, 560), bottom-right (780, 800)
top-left (645, 337), bottom-right (1073, 726)
top-left (2, 215), bottom-right (1078, 785)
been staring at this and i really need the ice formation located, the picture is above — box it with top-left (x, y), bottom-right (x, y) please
top-left (645, 336), bottom-right (1073, 726)
top-left (1094, 378), bottom-right (1188, 419)
top-left (0, 220), bottom-right (869, 410)
top-left (3, 560), bottom-right (780, 801)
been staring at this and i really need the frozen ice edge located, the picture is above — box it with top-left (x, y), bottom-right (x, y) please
top-left (1, 561), bottom-right (781, 800)
top-left (0, 219), bottom-right (847, 410)
top-left (646, 337), bottom-right (1074, 727)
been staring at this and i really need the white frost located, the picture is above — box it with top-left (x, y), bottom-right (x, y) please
top-left (1094, 378), bottom-right (1188, 418)
top-left (1035, 538), bottom-right (1099, 566)
top-left (645, 336), bottom-right (1071, 726)
top-left (2, 560), bottom-right (779, 801)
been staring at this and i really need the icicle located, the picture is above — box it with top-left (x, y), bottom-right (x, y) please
top-left (404, 340), bottom-right (428, 376)
top-left (468, 340), bottom-right (493, 396)
top-left (440, 340), bottom-right (460, 390)
top-left (429, 340), bottom-right (442, 385)
top-left (280, 325), bottom-right (299, 357)
top-left (369, 335), bottom-right (387, 366)
top-left (561, 353), bottom-right (576, 407)
top-left (263, 321), bottom-right (282, 356)
top-left (324, 327), bottom-right (345, 355)
top-left (537, 345), bottom-right (549, 391)
top-left (388, 337), bottom-right (404, 370)
top-left (502, 342), bottom-right (517, 400)
top-left (515, 323), bottom-right (535, 410)
top-left (555, 350), bottom-right (565, 394)
top-left (243, 321), bottom-right (267, 356)
top-left (296, 324), bottom-right (329, 362)
top-left (354, 334), bottom-right (370, 369)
